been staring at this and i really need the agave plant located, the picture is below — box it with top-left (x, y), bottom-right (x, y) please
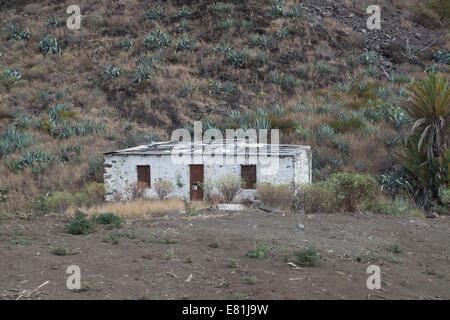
top-left (269, 0), bottom-right (285, 18)
top-left (103, 63), bottom-right (124, 79)
top-left (173, 5), bottom-right (192, 19)
top-left (46, 16), bottom-right (59, 28)
top-left (144, 6), bottom-right (165, 20)
top-left (396, 72), bottom-right (450, 210)
top-left (6, 22), bottom-right (31, 41)
top-left (38, 33), bottom-right (62, 55)
top-left (143, 28), bottom-right (171, 51)
top-left (175, 35), bottom-right (196, 52)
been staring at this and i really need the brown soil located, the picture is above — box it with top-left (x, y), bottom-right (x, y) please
top-left (0, 209), bottom-right (449, 300)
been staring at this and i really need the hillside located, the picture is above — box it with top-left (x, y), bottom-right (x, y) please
top-left (0, 0), bottom-right (449, 214)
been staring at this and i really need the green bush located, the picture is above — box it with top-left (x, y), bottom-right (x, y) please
top-left (363, 197), bottom-right (423, 217)
top-left (294, 248), bottom-right (321, 267)
top-left (73, 192), bottom-right (89, 207)
top-left (93, 212), bottom-right (123, 227)
top-left (328, 118), bottom-right (365, 133)
top-left (65, 210), bottom-right (95, 235)
top-left (52, 246), bottom-right (68, 256)
top-left (293, 183), bottom-right (336, 213)
top-left (87, 157), bottom-right (103, 182)
top-left (327, 173), bottom-right (378, 212)
top-left (47, 191), bottom-right (74, 214)
top-left (256, 183), bottom-right (292, 210)
top-left (247, 242), bottom-right (273, 259)
top-left (438, 186), bottom-right (450, 205)
top-left (83, 182), bottom-right (105, 206)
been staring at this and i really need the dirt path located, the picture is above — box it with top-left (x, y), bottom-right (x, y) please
top-left (0, 210), bottom-right (449, 300)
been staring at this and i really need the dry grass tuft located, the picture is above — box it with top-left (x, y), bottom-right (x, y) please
top-left (80, 198), bottom-right (186, 219)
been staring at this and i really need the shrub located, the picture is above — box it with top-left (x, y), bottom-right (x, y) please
top-left (0, 185), bottom-right (8, 202)
top-left (65, 210), bottom-right (95, 235)
top-left (293, 183), bottom-right (336, 213)
top-left (293, 248), bottom-right (321, 267)
top-left (47, 191), bottom-right (74, 214)
top-left (200, 178), bottom-right (218, 204)
top-left (52, 246), bottom-right (68, 256)
top-left (247, 242), bottom-right (273, 259)
top-left (438, 186), bottom-right (450, 205)
top-left (363, 197), bottom-right (419, 216)
top-left (154, 179), bottom-right (174, 200)
top-left (328, 118), bottom-right (365, 133)
top-left (256, 183), bottom-right (292, 209)
top-left (410, 2), bottom-right (442, 30)
top-left (327, 173), bottom-right (378, 212)
top-left (215, 173), bottom-right (242, 203)
top-left (126, 182), bottom-right (147, 200)
top-left (87, 157), bottom-right (103, 182)
top-left (83, 182), bottom-right (105, 206)
top-left (73, 192), bottom-right (89, 207)
top-left (93, 212), bottom-right (123, 227)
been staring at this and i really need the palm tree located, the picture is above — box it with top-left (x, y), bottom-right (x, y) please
top-left (397, 72), bottom-right (450, 211)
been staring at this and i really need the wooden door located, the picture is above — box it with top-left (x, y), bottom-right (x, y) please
top-left (241, 165), bottom-right (257, 189)
top-left (189, 165), bottom-right (204, 201)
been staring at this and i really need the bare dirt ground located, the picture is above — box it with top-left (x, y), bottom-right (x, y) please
top-left (0, 209), bottom-right (449, 300)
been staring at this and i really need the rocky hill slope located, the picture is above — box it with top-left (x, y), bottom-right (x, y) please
top-left (0, 0), bottom-right (449, 213)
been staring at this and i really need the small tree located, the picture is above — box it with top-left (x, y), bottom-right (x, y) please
top-left (154, 179), bottom-right (174, 200)
top-left (215, 173), bottom-right (242, 203)
top-left (126, 182), bottom-right (147, 200)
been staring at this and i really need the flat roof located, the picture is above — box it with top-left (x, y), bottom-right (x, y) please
top-left (104, 140), bottom-right (310, 157)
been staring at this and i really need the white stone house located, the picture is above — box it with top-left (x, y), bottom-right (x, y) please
top-left (103, 140), bottom-right (311, 201)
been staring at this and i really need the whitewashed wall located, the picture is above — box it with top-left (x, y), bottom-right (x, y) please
top-left (104, 147), bottom-right (311, 202)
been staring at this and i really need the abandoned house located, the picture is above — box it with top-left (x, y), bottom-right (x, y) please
top-left (103, 139), bottom-right (312, 201)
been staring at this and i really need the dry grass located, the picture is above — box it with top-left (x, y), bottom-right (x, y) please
top-left (80, 198), bottom-right (186, 219)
